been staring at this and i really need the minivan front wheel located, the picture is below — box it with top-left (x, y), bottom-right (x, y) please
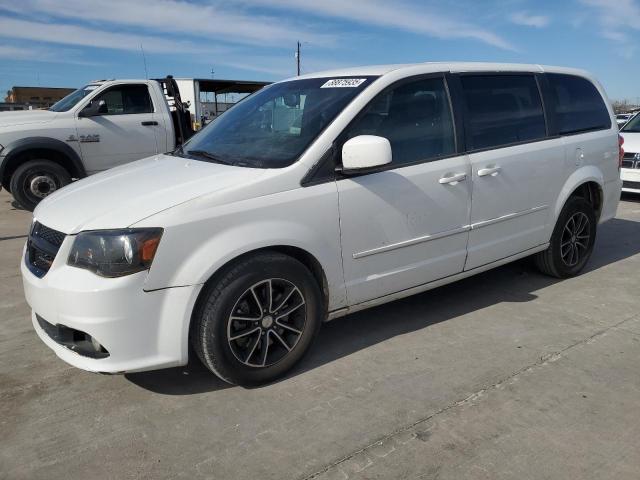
top-left (191, 252), bottom-right (323, 386)
top-left (535, 197), bottom-right (597, 278)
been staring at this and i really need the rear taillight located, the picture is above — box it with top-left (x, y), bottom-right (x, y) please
top-left (619, 134), bottom-right (624, 170)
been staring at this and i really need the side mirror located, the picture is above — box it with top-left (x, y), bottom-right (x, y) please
top-left (79, 99), bottom-right (107, 117)
top-left (341, 135), bottom-right (392, 172)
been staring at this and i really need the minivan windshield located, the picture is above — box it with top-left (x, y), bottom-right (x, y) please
top-left (179, 77), bottom-right (376, 168)
top-left (621, 114), bottom-right (640, 132)
top-left (49, 84), bottom-right (100, 112)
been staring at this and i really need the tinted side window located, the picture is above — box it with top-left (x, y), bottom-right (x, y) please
top-left (96, 85), bottom-right (153, 115)
top-left (346, 77), bottom-right (455, 165)
top-left (461, 75), bottom-right (546, 150)
top-left (546, 73), bottom-right (611, 134)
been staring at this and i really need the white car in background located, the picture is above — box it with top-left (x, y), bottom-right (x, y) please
top-left (616, 113), bottom-right (634, 127)
top-left (620, 114), bottom-right (640, 193)
top-left (21, 62), bottom-right (621, 386)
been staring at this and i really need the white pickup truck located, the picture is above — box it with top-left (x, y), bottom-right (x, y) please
top-left (0, 77), bottom-right (194, 210)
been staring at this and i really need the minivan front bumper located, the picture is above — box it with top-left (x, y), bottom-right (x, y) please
top-left (21, 239), bottom-right (201, 374)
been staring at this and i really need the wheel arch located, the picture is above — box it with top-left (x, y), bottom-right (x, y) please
top-left (554, 167), bottom-right (604, 223)
top-left (0, 137), bottom-right (87, 190)
top-left (192, 245), bottom-right (329, 315)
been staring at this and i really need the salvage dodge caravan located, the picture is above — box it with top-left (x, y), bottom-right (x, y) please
top-left (22, 63), bottom-right (622, 386)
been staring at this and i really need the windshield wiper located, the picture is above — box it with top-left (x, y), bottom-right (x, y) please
top-left (171, 145), bottom-right (186, 157)
top-left (186, 150), bottom-right (234, 166)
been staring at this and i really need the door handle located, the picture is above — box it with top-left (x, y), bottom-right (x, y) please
top-left (477, 165), bottom-right (501, 177)
top-left (439, 172), bottom-right (467, 185)
top-left (141, 121), bottom-right (158, 126)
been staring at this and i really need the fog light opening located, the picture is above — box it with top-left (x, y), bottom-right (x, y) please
top-left (36, 314), bottom-right (110, 359)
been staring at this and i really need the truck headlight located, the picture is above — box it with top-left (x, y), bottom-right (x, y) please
top-left (68, 228), bottom-right (163, 277)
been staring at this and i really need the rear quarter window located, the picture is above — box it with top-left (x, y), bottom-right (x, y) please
top-left (546, 73), bottom-right (611, 135)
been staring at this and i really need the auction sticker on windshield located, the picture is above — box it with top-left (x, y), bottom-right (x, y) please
top-left (321, 78), bottom-right (367, 88)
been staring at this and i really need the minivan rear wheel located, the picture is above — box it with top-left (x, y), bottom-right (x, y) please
top-left (191, 252), bottom-right (323, 386)
top-left (535, 197), bottom-right (597, 278)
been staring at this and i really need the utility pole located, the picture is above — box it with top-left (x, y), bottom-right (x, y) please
top-left (296, 41), bottom-right (301, 76)
top-left (210, 68), bottom-right (215, 103)
top-left (140, 44), bottom-right (149, 80)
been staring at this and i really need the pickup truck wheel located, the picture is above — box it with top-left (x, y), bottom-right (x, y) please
top-left (535, 197), bottom-right (597, 278)
top-left (191, 252), bottom-right (323, 386)
top-left (9, 160), bottom-right (71, 211)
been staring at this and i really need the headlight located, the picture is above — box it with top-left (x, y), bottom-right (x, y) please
top-left (67, 228), bottom-right (163, 277)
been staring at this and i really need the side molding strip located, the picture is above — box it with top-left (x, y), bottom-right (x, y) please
top-left (470, 205), bottom-right (548, 230)
top-left (352, 205), bottom-right (549, 260)
top-left (353, 226), bottom-right (470, 259)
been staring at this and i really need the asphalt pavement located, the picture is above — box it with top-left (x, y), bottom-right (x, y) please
top-left (1, 190), bottom-right (639, 479)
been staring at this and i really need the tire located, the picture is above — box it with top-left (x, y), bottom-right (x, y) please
top-left (9, 159), bottom-right (71, 211)
top-left (535, 196), bottom-right (597, 278)
top-left (191, 252), bottom-right (324, 386)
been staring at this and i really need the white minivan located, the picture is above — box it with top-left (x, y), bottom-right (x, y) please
top-left (21, 63), bottom-right (622, 386)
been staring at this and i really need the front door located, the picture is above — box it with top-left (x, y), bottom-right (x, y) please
top-left (458, 74), bottom-right (563, 270)
top-left (75, 83), bottom-right (159, 173)
top-left (337, 76), bottom-right (472, 305)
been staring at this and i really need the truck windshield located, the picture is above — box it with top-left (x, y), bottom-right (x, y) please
top-left (49, 84), bottom-right (101, 112)
top-left (179, 77), bottom-right (377, 168)
top-left (621, 114), bottom-right (640, 133)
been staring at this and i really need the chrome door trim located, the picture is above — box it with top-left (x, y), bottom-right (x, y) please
top-left (352, 205), bottom-right (548, 260)
top-left (470, 205), bottom-right (548, 230)
top-left (353, 225), bottom-right (470, 259)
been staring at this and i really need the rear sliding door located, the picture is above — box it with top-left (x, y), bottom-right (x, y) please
top-left (456, 74), bottom-right (565, 270)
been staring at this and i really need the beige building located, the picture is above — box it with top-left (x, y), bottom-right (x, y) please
top-left (5, 86), bottom-right (75, 109)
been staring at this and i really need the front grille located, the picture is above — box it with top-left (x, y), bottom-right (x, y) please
top-left (623, 180), bottom-right (640, 190)
top-left (33, 222), bottom-right (65, 247)
top-left (26, 222), bottom-right (66, 278)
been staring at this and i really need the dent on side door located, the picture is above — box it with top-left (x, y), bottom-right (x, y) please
top-left (337, 156), bottom-right (472, 305)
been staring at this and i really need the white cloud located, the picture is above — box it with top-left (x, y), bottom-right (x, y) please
top-left (2, 0), bottom-right (336, 48)
top-left (240, 0), bottom-right (515, 51)
top-left (0, 45), bottom-right (103, 66)
top-left (207, 54), bottom-right (348, 77)
top-left (0, 16), bottom-right (311, 78)
top-left (581, 0), bottom-right (640, 57)
top-left (0, 16), bottom-right (218, 54)
top-left (581, 0), bottom-right (640, 29)
top-left (0, 45), bottom-right (43, 58)
top-left (509, 11), bottom-right (550, 28)
top-left (0, 0), bottom-right (516, 79)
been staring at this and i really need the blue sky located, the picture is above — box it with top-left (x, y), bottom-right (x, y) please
top-left (0, 0), bottom-right (638, 101)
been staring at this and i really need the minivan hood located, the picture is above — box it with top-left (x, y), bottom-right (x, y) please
top-left (621, 131), bottom-right (640, 155)
top-left (0, 109), bottom-right (58, 127)
top-left (34, 154), bottom-right (269, 233)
